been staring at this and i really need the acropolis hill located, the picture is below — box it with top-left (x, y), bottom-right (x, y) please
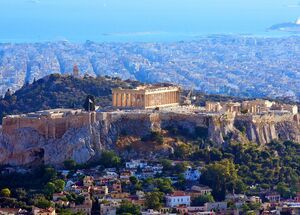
top-left (0, 82), bottom-right (299, 166)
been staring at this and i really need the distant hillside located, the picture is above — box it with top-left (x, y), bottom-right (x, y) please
top-left (1, 36), bottom-right (300, 101)
top-left (0, 74), bottom-right (141, 123)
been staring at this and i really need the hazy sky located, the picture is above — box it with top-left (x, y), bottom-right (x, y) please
top-left (0, 0), bottom-right (299, 42)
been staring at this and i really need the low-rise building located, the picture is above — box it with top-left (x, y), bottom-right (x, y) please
top-left (91, 185), bottom-right (109, 198)
top-left (248, 196), bottom-right (262, 204)
top-left (33, 207), bottom-right (56, 215)
top-left (70, 194), bottom-right (93, 215)
top-left (109, 192), bottom-right (130, 199)
top-left (187, 186), bottom-right (212, 200)
top-left (120, 170), bottom-right (133, 181)
top-left (204, 202), bottom-right (227, 212)
top-left (265, 192), bottom-right (281, 203)
top-left (52, 192), bottom-right (66, 201)
top-left (100, 201), bottom-right (120, 215)
top-left (165, 191), bottom-right (191, 208)
top-left (111, 180), bottom-right (122, 193)
top-left (83, 176), bottom-right (94, 187)
top-left (0, 208), bottom-right (26, 215)
top-left (141, 209), bottom-right (163, 215)
top-left (184, 167), bottom-right (201, 181)
top-left (125, 160), bottom-right (148, 169)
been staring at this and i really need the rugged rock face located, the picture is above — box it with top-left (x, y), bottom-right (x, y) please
top-left (234, 114), bottom-right (300, 144)
top-left (0, 126), bottom-right (99, 166)
top-left (0, 112), bottom-right (299, 166)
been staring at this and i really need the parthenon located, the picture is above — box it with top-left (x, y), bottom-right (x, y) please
top-left (112, 85), bottom-right (180, 109)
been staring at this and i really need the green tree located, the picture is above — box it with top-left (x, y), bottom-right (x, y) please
top-left (130, 176), bottom-right (138, 185)
top-left (173, 162), bottom-right (188, 174)
top-left (99, 151), bottom-right (121, 168)
top-left (145, 192), bottom-right (164, 210)
top-left (1, 188), bottom-right (11, 197)
top-left (155, 178), bottom-right (173, 194)
top-left (200, 159), bottom-right (240, 200)
top-left (34, 196), bottom-right (52, 209)
top-left (43, 167), bottom-right (57, 182)
top-left (44, 182), bottom-right (56, 196)
top-left (174, 144), bottom-right (191, 159)
top-left (14, 188), bottom-right (27, 200)
top-left (75, 195), bottom-right (85, 205)
top-left (276, 182), bottom-right (291, 199)
top-left (160, 159), bottom-right (173, 172)
top-left (117, 201), bottom-right (141, 215)
top-left (53, 179), bottom-right (65, 192)
top-left (63, 159), bottom-right (77, 170)
top-left (141, 131), bottom-right (164, 145)
top-left (191, 194), bottom-right (215, 206)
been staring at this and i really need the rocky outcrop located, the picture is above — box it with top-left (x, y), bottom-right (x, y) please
top-left (234, 113), bottom-right (300, 144)
top-left (0, 111), bottom-right (299, 166)
top-left (0, 126), bottom-right (99, 166)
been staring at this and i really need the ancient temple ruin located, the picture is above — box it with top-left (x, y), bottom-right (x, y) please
top-left (112, 85), bottom-right (180, 109)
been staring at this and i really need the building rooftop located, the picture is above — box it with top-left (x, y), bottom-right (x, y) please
top-left (167, 191), bottom-right (189, 197)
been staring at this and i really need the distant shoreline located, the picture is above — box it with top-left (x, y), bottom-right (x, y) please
top-left (0, 32), bottom-right (298, 44)
top-left (269, 22), bottom-right (300, 33)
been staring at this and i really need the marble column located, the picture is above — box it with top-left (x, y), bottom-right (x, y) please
top-left (125, 94), bottom-right (128, 106)
top-left (113, 93), bottom-right (117, 106)
top-left (120, 93), bottom-right (124, 107)
top-left (117, 93), bottom-right (121, 106)
top-left (131, 94), bottom-right (135, 107)
top-left (135, 94), bottom-right (138, 107)
top-left (127, 94), bottom-right (131, 107)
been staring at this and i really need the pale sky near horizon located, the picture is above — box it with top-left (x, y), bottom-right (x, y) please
top-left (0, 0), bottom-right (299, 42)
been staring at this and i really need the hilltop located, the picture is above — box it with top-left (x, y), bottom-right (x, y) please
top-left (0, 74), bottom-right (141, 123)
top-left (0, 74), bottom-right (252, 124)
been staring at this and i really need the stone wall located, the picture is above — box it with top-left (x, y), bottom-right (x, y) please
top-left (2, 112), bottom-right (97, 139)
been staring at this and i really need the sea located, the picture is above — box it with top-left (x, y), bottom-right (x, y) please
top-left (0, 0), bottom-right (299, 43)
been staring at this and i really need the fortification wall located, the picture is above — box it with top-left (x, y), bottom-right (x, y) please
top-left (3, 117), bottom-right (46, 136)
top-left (2, 112), bottom-right (97, 139)
top-left (2, 110), bottom-right (299, 145)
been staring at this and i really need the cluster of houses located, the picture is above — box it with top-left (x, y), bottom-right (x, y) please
top-left (0, 160), bottom-right (300, 214)
top-left (205, 99), bottom-right (298, 115)
top-left (30, 160), bottom-right (205, 215)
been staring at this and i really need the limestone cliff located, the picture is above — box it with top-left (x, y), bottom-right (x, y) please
top-left (0, 111), bottom-right (299, 166)
top-left (234, 114), bottom-right (300, 145)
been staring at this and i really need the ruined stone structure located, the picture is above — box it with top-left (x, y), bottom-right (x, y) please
top-left (206, 101), bottom-right (241, 114)
top-left (271, 103), bottom-right (298, 115)
top-left (2, 109), bottom-right (96, 139)
top-left (241, 99), bottom-right (274, 114)
top-left (112, 85), bottom-right (180, 109)
top-left (206, 99), bottom-right (298, 115)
